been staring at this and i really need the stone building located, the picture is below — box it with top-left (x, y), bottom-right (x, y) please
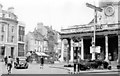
top-left (25, 23), bottom-right (48, 53)
top-left (0, 4), bottom-right (25, 59)
top-left (60, 0), bottom-right (120, 62)
top-left (17, 22), bottom-right (25, 57)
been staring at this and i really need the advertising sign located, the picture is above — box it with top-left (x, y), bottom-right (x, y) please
top-left (90, 46), bottom-right (101, 53)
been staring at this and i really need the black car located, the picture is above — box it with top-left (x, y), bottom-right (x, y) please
top-left (14, 58), bottom-right (28, 69)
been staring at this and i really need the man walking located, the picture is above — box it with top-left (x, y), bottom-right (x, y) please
top-left (4, 56), bottom-right (7, 65)
top-left (40, 56), bottom-right (44, 69)
top-left (7, 56), bottom-right (13, 74)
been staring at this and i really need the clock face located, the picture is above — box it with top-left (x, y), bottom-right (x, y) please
top-left (104, 6), bottom-right (115, 16)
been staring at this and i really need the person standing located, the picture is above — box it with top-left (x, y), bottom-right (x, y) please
top-left (16, 57), bottom-right (19, 64)
top-left (77, 55), bottom-right (81, 73)
top-left (73, 58), bottom-right (77, 74)
top-left (40, 56), bottom-right (44, 69)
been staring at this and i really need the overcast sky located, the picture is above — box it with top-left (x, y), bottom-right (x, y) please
top-left (1, 0), bottom-right (99, 34)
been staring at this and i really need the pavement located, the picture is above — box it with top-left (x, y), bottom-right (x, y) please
top-left (49, 61), bottom-right (120, 74)
top-left (0, 61), bottom-right (120, 74)
top-left (1, 62), bottom-right (69, 74)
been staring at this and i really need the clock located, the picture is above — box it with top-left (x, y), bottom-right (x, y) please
top-left (104, 6), bottom-right (115, 16)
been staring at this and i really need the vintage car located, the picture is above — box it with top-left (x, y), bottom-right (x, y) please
top-left (14, 57), bottom-right (28, 69)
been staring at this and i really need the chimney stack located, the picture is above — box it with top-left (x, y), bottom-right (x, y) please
top-left (8, 7), bottom-right (14, 13)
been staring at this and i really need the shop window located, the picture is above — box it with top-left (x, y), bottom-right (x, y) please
top-left (18, 43), bottom-right (24, 56)
top-left (12, 26), bottom-right (14, 32)
top-left (11, 36), bottom-right (14, 42)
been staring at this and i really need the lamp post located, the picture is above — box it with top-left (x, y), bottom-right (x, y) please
top-left (86, 3), bottom-right (102, 60)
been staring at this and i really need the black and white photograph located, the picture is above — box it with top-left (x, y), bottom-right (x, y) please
top-left (0, 0), bottom-right (120, 76)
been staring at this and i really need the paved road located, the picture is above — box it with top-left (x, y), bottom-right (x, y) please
top-left (1, 62), bottom-right (120, 76)
top-left (1, 62), bottom-right (69, 74)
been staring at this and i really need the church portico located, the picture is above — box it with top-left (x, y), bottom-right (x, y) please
top-left (60, 32), bottom-right (119, 63)
top-left (60, 1), bottom-right (120, 63)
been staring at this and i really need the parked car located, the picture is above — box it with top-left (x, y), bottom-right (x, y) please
top-left (14, 57), bottom-right (28, 69)
top-left (85, 60), bottom-right (109, 69)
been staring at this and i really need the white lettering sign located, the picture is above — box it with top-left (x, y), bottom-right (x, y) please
top-left (90, 46), bottom-right (101, 53)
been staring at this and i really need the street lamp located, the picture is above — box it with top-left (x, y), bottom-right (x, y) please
top-left (86, 3), bottom-right (102, 60)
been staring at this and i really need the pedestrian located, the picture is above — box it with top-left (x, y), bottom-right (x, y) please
top-left (73, 58), bottom-right (77, 74)
top-left (16, 57), bottom-right (19, 64)
top-left (40, 56), bottom-right (44, 69)
top-left (7, 56), bottom-right (13, 74)
top-left (4, 56), bottom-right (8, 65)
top-left (77, 55), bottom-right (81, 73)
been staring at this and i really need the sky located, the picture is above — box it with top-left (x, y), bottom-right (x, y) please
top-left (1, 0), bottom-right (99, 34)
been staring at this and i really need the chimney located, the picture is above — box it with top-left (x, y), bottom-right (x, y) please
top-left (8, 7), bottom-right (14, 13)
top-left (0, 4), bottom-right (3, 12)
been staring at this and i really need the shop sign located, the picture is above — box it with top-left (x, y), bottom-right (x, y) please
top-left (90, 46), bottom-right (101, 53)
top-left (72, 42), bottom-right (81, 47)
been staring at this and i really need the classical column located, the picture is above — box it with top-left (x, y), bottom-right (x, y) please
top-left (70, 39), bottom-right (74, 62)
top-left (118, 35), bottom-right (120, 65)
top-left (81, 38), bottom-right (84, 60)
top-left (59, 39), bottom-right (64, 62)
top-left (105, 35), bottom-right (109, 62)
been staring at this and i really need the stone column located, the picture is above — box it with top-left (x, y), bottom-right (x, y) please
top-left (81, 38), bottom-right (84, 60)
top-left (118, 35), bottom-right (120, 65)
top-left (105, 35), bottom-right (109, 62)
top-left (70, 39), bottom-right (74, 62)
top-left (59, 39), bottom-right (64, 62)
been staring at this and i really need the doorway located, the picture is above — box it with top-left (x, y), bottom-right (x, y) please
top-left (108, 35), bottom-right (118, 61)
top-left (11, 47), bottom-right (14, 58)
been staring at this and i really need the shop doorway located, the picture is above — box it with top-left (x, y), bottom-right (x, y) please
top-left (11, 47), bottom-right (14, 58)
top-left (73, 47), bottom-right (81, 61)
top-left (1, 46), bottom-right (5, 56)
top-left (108, 35), bottom-right (118, 61)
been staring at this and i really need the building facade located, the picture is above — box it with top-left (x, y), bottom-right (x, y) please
top-left (17, 22), bottom-right (25, 57)
top-left (25, 23), bottom-right (48, 53)
top-left (60, 1), bottom-right (120, 62)
top-left (0, 4), bottom-right (25, 59)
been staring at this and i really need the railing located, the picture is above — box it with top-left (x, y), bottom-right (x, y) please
top-left (61, 23), bottom-right (119, 34)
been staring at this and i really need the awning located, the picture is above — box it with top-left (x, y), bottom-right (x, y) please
top-left (35, 52), bottom-right (49, 57)
top-left (26, 52), bottom-right (31, 56)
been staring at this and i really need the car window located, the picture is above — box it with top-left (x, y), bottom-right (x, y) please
top-left (19, 59), bottom-right (26, 63)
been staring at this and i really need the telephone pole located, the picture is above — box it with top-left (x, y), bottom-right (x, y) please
top-left (86, 3), bottom-right (102, 60)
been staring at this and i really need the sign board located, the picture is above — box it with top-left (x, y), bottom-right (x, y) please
top-left (90, 46), bottom-right (101, 53)
top-left (72, 42), bottom-right (81, 47)
top-left (86, 3), bottom-right (103, 12)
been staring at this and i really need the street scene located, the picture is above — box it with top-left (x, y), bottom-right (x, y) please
top-left (0, 0), bottom-right (120, 76)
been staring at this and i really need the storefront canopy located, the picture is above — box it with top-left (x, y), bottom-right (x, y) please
top-left (35, 52), bottom-right (49, 57)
